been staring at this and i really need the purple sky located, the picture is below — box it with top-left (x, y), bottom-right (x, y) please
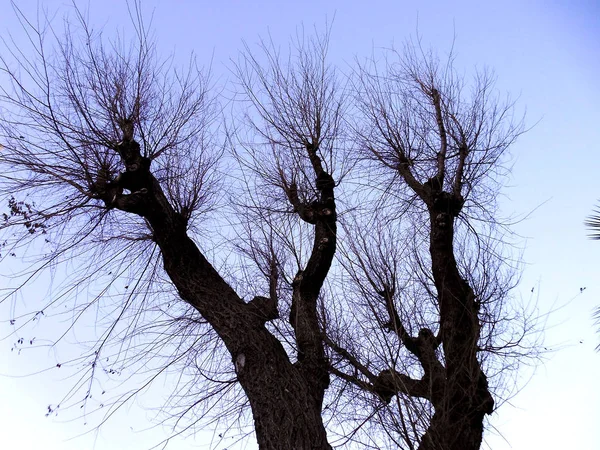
top-left (1, 1), bottom-right (599, 449)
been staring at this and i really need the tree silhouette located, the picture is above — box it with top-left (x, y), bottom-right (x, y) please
top-left (0, 4), bottom-right (535, 449)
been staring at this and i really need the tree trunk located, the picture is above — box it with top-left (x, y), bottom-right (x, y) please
top-left (105, 147), bottom-right (333, 449)
top-left (418, 407), bottom-right (486, 450)
top-left (247, 367), bottom-right (332, 449)
top-left (418, 195), bottom-right (493, 450)
top-left (156, 217), bottom-right (332, 449)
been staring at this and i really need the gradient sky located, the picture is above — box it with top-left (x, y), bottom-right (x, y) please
top-left (1, 1), bottom-right (599, 449)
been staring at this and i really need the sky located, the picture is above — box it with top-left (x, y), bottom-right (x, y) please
top-left (1, 0), bottom-right (600, 449)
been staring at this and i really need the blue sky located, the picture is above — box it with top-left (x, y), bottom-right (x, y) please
top-left (1, 0), bottom-right (599, 449)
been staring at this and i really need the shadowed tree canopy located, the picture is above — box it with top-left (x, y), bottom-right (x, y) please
top-left (0, 4), bottom-right (537, 449)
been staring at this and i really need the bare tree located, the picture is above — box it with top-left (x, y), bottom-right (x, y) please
top-left (0, 4), bottom-right (534, 449)
top-left (0, 5), bottom-right (342, 449)
top-left (226, 25), bottom-right (350, 448)
top-left (318, 44), bottom-right (532, 450)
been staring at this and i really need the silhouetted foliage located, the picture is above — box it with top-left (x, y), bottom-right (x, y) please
top-left (585, 203), bottom-right (600, 350)
top-left (585, 204), bottom-right (600, 240)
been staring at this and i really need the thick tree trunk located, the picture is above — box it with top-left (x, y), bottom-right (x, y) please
top-left (103, 141), bottom-right (333, 449)
top-left (254, 406), bottom-right (331, 449)
top-left (418, 408), bottom-right (486, 450)
top-left (248, 369), bottom-right (332, 449)
top-left (151, 204), bottom-right (332, 449)
top-left (417, 194), bottom-right (493, 450)
top-left (224, 316), bottom-right (331, 449)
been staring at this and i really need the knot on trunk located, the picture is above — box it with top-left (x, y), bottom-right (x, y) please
top-left (435, 213), bottom-right (449, 228)
top-left (234, 353), bottom-right (246, 374)
top-left (318, 237), bottom-right (330, 250)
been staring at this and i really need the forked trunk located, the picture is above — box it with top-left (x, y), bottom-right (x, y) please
top-left (143, 179), bottom-right (332, 450)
